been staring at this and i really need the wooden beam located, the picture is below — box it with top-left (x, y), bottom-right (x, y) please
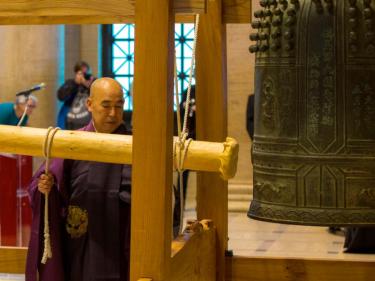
top-left (0, 125), bottom-right (238, 179)
top-left (169, 220), bottom-right (216, 281)
top-left (196, 0), bottom-right (228, 280)
top-left (2, 247), bottom-right (375, 281)
top-left (0, 0), bottom-right (206, 25)
top-left (131, 0), bottom-right (174, 280)
top-left (0, 0), bottom-right (251, 24)
top-left (226, 256), bottom-right (375, 281)
top-left (0, 15), bottom-right (196, 24)
top-left (0, 247), bottom-right (27, 274)
top-left (223, 0), bottom-right (251, 23)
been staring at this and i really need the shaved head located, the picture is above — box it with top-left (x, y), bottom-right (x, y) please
top-left (90, 77), bottom-right (123, 100)
top-left (87, 77), bottom-right (124, 133)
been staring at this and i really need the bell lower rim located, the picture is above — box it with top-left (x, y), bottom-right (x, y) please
top-left (248, 201), bottom-right (375, 227)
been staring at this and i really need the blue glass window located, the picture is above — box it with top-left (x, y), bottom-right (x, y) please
top-left (110, 24), bottom-right (195, 110)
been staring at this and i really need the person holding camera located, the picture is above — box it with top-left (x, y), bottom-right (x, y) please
top-left (57, 61), bottom-right (95, 130)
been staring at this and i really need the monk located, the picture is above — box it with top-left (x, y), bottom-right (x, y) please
top-left (26, 78), bottom-right (131, 281)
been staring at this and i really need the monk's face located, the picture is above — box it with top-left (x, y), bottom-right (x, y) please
top-left (87, 78), bottom-right (124, 133)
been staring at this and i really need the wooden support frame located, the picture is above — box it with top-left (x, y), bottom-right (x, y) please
top-left (0, 247), bottom-right (27, 274)
top-left (223, 0), bottom-right (251, 23)
top-left (0, 0), bottom-right (251, 24)
top-left (170, 220), bottom-right (216, 280)
top-left (196, 0), bottom-right (228, 280)
top-left (0, 1), bottom-right (247, 281)
top-left (1, 1), bottom-right (374, 281)
top-left (131, 0), bottom-right (174, 280)
top-left (0, 0), bottom-right (206, 24)
top-left (3, 249), bottom-right (375, 281)
top-left (226, 256), bottom-right (375, 281)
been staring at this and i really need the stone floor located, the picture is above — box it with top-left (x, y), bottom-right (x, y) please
top-left (183, 207), bottom-right (375, 261)
top-left (227, 213), bottom-right (375, 261)
top-left (184, 172), bottom-right (375, 261)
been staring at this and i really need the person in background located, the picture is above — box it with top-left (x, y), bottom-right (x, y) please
top-left (0, 94), bottom-right (37, 126)
top-left (57, 61), bottom-right (95, 130)
top-left (246, 94), bottom-right (255, 168)
top-left (246, 94), bottom-right (254, 141)
top-left (344, 227), bottom-right (375, 253)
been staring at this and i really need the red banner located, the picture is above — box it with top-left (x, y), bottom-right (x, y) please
top-left (0, 154), bottom-right (32, 246)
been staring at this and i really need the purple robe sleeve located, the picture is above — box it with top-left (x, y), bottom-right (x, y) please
top-left (26, 122), bottom-right (95, 281)
top-left (25, 158), bottom-right (66, 281)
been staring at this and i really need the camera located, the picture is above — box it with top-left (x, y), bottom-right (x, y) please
top-left (84, 73), bottom-right (92, 80)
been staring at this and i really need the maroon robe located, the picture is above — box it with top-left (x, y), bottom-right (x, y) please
top-left (26, 122), bottom-right (131, 281)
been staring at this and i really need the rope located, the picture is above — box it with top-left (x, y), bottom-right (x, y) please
top-left (174, 54), bottom-right (182, 138)
top-left (41, 127), bottom-right (60, 264)
top-left (182, 14), bottom-right (199, 136)
top-left (174, 14), bottom-right (200, 235)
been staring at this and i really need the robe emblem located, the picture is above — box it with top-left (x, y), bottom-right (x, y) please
top-left (66, 205), bottom-right (88, 238)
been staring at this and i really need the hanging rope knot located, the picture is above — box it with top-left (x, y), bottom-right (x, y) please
top-left (174, 132), bottom-right (192, 173)
top-left (41, 126), bottom-right (60, 264)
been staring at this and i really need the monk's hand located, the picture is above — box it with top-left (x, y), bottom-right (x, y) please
top-left (38, 173), bottom-right (54, 195)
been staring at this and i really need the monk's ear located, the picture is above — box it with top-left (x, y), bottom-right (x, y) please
top-left (86, 97), bottom-right (93, 112)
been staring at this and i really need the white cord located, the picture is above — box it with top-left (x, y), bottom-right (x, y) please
top-left (173, 14), bottom-right (200, 236)
top-left (16, 101), bottom-right (29, 127)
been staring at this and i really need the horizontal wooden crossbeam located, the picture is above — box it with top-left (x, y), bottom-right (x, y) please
top-left (0, 125), bottom-right (238, 179)
top-left (0, 0), bottom-right (250, 24)
top-left (223, 0), bottom-right (251, 23)
top-left (226, 256), bottom-right (375, 281)
top-left (0, 0), bottom-right (206, 24)
top-left (2, 247), bottom-right (375, 280)
top-left (0, 247), bottom-right (26, 274)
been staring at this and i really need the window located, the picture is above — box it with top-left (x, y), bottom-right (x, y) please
top-left (102, 24), bottom-right (195, 110)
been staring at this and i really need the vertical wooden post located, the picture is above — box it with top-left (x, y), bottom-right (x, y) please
top-left (131, 1), bottom-right (174, 281)
top-left (196, 1), bottom-right (228, 281)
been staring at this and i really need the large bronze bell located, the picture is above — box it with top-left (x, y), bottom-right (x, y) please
top-left (248, 0), bottom-right (375, 226)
